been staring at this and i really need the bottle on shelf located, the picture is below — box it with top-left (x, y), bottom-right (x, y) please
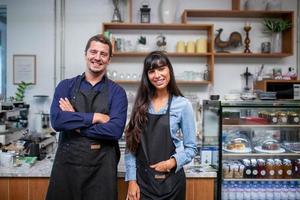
top-left (242, 159), bottom-right (252, 178)
top-left (283, 159), bottom-right (293, 179)
top-left (266, 159), bottom-right (276, 179)
top-left (251, 159), bottom-right (258, 178)
top-left (257, 159), bottom-right (267, 178)
top-left (274, 159), bottom-right (283, 179)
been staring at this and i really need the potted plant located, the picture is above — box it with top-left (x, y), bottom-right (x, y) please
top-left (263, 18), bottom-right (292, 53)
top-left (15, 81), bottom-right (32, 101)
top-left (136, 36), bottom-right (150, 52)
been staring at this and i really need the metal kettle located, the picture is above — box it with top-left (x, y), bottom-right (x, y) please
top-left (28, 142), bottom-right (40, 158)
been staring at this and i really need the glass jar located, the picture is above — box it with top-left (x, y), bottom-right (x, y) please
top-left (287, 112), bottom-right (299, 124)
top-left (277, 112), bottom-right (288, 124)
top-left (268, 112), bottom-right (278, 124)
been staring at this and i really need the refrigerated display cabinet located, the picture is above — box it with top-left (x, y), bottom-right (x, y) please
top-left (218, 100), bottom-right (300, 200)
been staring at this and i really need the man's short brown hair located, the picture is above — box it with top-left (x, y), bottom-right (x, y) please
top-left (85, 34), bottom-right (112, 58)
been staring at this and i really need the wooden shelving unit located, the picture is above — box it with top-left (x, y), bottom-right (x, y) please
top-left (103, 23), bottom-right (215, 84)
top-left (102, 9), bottom-right (294, 86)
top-left (215, 52), bottom-right (292, 58)
top-left (181, 10), bottom-right (294, 56)
top-left (112, 52), bottom-right (212, 57)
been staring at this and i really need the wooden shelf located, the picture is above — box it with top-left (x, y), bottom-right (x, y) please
top-left (181, 10), bottom-right (294, 20)
top-left (181, 10), bottom-right (294, 56)
top-left (215, 52), bottom-right (292, 58)
top-left (103, 23), bottom-right (213, 31)
top-left (113, 52), bottom-right (212, 57)
top-left (114, 80), bottom-right (211, 85)
top-left (103, 23), bottom-right (215, 84)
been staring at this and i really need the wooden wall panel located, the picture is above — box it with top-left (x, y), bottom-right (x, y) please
top-left (0, 178), bottom-right (9, 200)
top-left (186, 178), bottom-right (194, 200)
top-left (9, 178), bottom-right (29, 200)
top-left (0, 177), bottom-right (215, 200)
top-left (193, 178), bottom-right (214, 200)
top-left (117, 179), bottom-right (128, 200)
top-left (28, 178), bottom-right (49, 200)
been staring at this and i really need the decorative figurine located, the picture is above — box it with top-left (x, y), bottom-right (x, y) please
top-left (111, 0), bottom-right (122, 23)
top-left (241, 67), bottom-right (253, 91)
top-left (140, 3), bottom-right (151, 23)
top-left (136, 36), bottom-right (150, 52)
top-left (156, 34), bottom-right (167, 51)
top-left (244, 24), bottom-right (252, 53)
top-left (214, 28), bottom-right (242, 52)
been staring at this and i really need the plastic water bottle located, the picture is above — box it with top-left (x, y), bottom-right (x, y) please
top-left (280, 181), bottom-right (289, 200)
top-left (288, 182), bottom-right (296, 200)
top-left (295, 182), bottom-right (300, 200)
top-left (266, 181), bottom-right (274, 200)
top-left (243, 182), bottom-right (251, 200)
top-left (250, 181), bottom-right (259, 200)
top-left (222, 182), bottom-right (229, 200)
top-left (273, 181), bottom-right (281, 200)
top-left (236, 181), bottom-right (244, 200)
top-left (228, 182), bottom-right (236, 200)
top-left (257, 182), bottom-right (266, 200)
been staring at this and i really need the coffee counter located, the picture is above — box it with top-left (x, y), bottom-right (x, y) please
top-left (0, 153), bottom-right (216, 200)
top-left (0, 152), bottom-right (217, 178)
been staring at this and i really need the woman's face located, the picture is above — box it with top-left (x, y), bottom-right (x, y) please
top-left (147, 65), bottom-right (170, 91)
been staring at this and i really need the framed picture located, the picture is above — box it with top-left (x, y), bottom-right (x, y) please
top-left (13, 55), bottom-right (36, 85)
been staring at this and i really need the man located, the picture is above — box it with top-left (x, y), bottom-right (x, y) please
top-left (46, 34), bottom-right (128, 200)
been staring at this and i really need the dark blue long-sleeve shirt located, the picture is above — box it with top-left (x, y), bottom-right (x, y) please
top-left (50, 75), bottom-right (128, 140)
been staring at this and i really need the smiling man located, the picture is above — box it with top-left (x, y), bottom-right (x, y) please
top-left (46, 34), bottom-right (128, 200)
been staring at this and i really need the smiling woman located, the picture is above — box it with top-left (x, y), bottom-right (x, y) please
top-left (125, 51), bottom-right (197, 200)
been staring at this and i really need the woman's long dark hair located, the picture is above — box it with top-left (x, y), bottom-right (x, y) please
top-left (125, 51), bottom-right (183, 153)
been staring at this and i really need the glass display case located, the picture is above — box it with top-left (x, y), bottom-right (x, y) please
top-left (218, 100), bottom-right (300, 200)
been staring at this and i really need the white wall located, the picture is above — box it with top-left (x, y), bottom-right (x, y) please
top-left (0, 0), bottom-right (298, 131)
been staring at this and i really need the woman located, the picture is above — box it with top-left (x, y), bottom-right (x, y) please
top-left (125, 51), bottom-right (197, 200)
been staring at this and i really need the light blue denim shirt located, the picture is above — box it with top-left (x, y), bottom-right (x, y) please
top-left (125, 95), bottom-right (197, 181)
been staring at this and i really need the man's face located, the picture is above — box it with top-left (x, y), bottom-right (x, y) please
top-left (85, 41), bottom-right (111, 75)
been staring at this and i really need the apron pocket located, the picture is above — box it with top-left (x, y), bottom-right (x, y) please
top-left (137, 165), bottom-right (183, 196)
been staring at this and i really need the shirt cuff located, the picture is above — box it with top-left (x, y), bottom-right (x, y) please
top-left (172, 153), bottom-right (185, 173)
top-left (125, 166), bottom-right (136, 181)
top-left (82, 113), bottom-right (93, 126)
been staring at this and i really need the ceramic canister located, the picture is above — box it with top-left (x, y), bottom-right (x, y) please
top-left (196, 39), bottom-right (207, 53)
top-left (186, 41), bottom-right (195, 53)
top-left (176, 41), bottom-right (185, 53)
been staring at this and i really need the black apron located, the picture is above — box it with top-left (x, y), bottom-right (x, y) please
top-left (136, 96), bottom-right (186, 200)
top-left (46, 75), bottom-right (120, 200)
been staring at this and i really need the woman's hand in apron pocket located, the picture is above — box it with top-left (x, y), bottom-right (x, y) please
top-left (126, 180), bottom-right (140, 200)
top-left (150, 158), bottom-right (177, 172)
